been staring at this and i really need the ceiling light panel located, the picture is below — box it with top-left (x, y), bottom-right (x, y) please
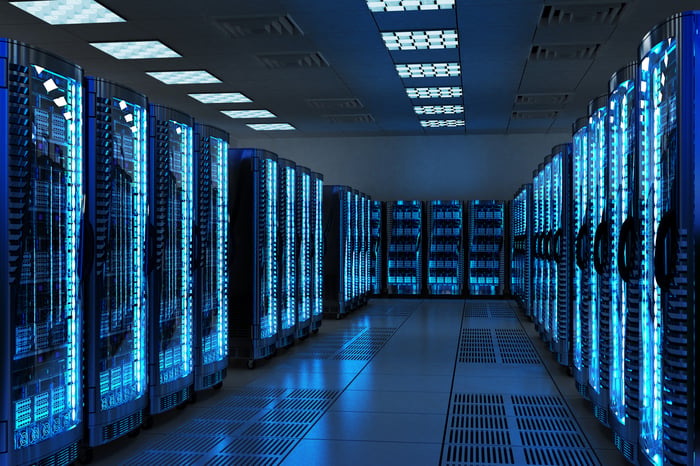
top-left (10, 0), bottom-right (125, 24)
top-left (421, 119), bottom-right (465, 128)
top-left (247, 123), bottom-right (296, 131)
top-left (406, 87), bottom-right (462, 98)
top-left (146, 70), bottom-right (221, 85)
top-left (382, 30), bottom-right (458, 51)
top-left (189, 93), bottom-right (252, 103)
top-left (90, 41), bottom-right (180, 59)
top-left (222, 110), bottom-right (277, 119)
top-left (414, 105), bottom-right (463, 115)
top-left (367, 0), bottom-right (455, 12)
top-left (396, 63), bottom-right (460, 78)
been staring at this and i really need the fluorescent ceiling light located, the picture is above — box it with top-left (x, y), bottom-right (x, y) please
top-left (146, 70), bottom-right (221, 85)
top-left (42, 78), bottom-right (58, 93)
top-left (382, 30), bottom-right (458, 51)
top-left (414, 105), bottom-right (464, 115)
top-left (10, 0), bottom-right (125, 24)
top-left (367, 0), bottom-right (455, 12)
top-left (406, 87), bottom-right (462, 98)
top-left (396, 63), bottom-right (460, 78)
top-left (188, 93), bottom-right (252, 104)
top-left (90, 41), bottom-right (180, 59)
top-left (421, 119), bottom-right (465, 128)
top-left (222, 110), bottom-right (277, 119)
top-left (247, 123), bottom-right (296, 131)
top-left (53, 96), bottom-right (68, 107)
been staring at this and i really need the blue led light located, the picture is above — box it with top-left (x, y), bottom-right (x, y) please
top-left (313, 177), bottom-right (323, 317)
top-left (283, 166), bottom-right (296, 330)
top-left (262, 159), bottom-right (279, 339)
top-left (572, 124), bottom-right (588, 371)
top-left (300, 174), bottom-right (311, 323)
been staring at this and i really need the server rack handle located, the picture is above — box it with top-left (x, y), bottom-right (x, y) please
top-left (593, 220), bottom-right (609, 275)
top-left (575, 226), bottom-right (588, 270)
top-left (653, 211), bottom-right (677, 291)
top-left (552, 229), bottom-right (563, 262)
top-left (617, 217), bottom-right (636, 283)
top-left (543, 232), bottom-right (553, 260)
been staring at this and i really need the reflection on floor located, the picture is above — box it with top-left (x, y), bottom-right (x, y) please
top-left (90, 299), bottom-right (629, 466)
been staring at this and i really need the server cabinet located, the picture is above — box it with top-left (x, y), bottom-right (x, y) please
top-left (1, 39), bottom-right (83, 466)
top-left (427, 200), bottom-right (464, 295)
top-left (192, 124), bottom-right (228, 391)
top-left (468, 201), bottom-right (505, 296)
top-left (370, 200), bottom-right (385, 295)
top-left (387, 200), bottom-right (423, 295)
top-left (607, 64), bottom-right (640, 464)
top-left (351, 189), bottom-right (361, 306)
top-left (538, 158), bottom-right (552, 337)
top-left (637, 13), bottom-right (697, 466)
top-left (510, 184), bottom-right (533, 317)
top-left (323, 185), bottom-right (352, 318)
top-left (532, 165), bottom-right (546, 326)
top-left (83, 78), bottom-right (147, 450)
top-left (295, 166), bottom-right (312, 339)
top-left (228, 149), bottom-right (278, 368)
top-left (146, 105), bottom-right (194, 415)
top-left (572, 116), bottom-right (591, 399)
top-left (310, 172), bottom-right (323, 332)
top-left (588, 95), bottom-right (611, 427)
top-left (549, 144), bottom-right (574, 368)
top-left (277, 159), bottom-right (296, 348)
top-left (359, 192), bottom-right (371, 304)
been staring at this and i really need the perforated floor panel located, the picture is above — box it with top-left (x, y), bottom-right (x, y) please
top-left (442, 393), bottom-right (599, 466)
top-left (457, 328), bottom-right (540, 365)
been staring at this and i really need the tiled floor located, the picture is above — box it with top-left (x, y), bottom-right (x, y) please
top-left (90, 299), bottom-right (630, 465)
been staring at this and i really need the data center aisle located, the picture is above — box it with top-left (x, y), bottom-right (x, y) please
top-left (90, 299), bottom-right (627, 466)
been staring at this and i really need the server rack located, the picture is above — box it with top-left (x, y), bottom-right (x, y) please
top-left (510, 184), bottom-right (533, 317)
top-left (1, 39), bottom-right (83, 466)
top-left (606, 63), bottom-right (640, 464)
top-left (467, 200), bottom-right (505, 296)
top-left (387, 200), bottom-right (423, 295)
top-left (351, 189), bottom-right (361, 306)
top-left (82, 78), bottom-right (147, 452)
top-left (540, 158), bottom-right (553, 338)
top-left (359, 192), bottom-right (371, 303)
top-left (532, 166), bottom-right (545, 325)
top-left (549, 144), bottom-right (574, 368)
top-left (146, 105), bottom-right (194, 416)
top-left (277, 159), bottom-right (296, 349)
top-left (192, 124), bottom-right (228, 392)
top-left (426, 200), bottom-right (464, 295)
top-left (637, 13), bottom-right (697, 466)
top-left (295, 165), bottom-right (312, 339)
top-left (228, 149), bottom-right (278, 368)
top-left (370, 200), bottom-right (385, 295)
top-left (588, 94), bottom-right (611, 427)
top-left (310, 172), bottom-right (323, 332)
top-left (323, 185), bottom-right (353, 318)
top-left (572, 116), bottom-right (591, 399)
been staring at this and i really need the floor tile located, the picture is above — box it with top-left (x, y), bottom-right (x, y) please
top-left (329, 389), bottom-right (450, 414)
top-left (281, 439), bottom-right (441, 466)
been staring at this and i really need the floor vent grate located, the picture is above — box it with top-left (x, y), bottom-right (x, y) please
top-left (523, 447), bottom-right (599, 465)
top-left (206, 455), bottom-right (278, 466)
top-left (333, 328), bottom-right (397, 361)
top-left (222, 436), bottom-right (296, 456)
top-left (149, 434), bottom-right (225, 453)
top-left (495, 329), bottom-right (541, 364)
top-left (458, 329), bottom-right (496, 363)
top-left (125, 452), bottom-right (203, 465)
top-left (173, 419), bottom-right (245, 436)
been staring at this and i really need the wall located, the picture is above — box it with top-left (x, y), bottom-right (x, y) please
top-left (234, 133), bottom-right (568, 201)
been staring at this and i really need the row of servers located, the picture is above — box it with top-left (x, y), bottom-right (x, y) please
top-left (0, 39), bottom-right (231, 465)
top-left (371, 200), bottom-right (507, 297)
top-left (322, 185), bottom-right (371, 319)
top-left (510, 12), bottom-right (697, 466)
top-left (228, 149), bottom-right (324, 368)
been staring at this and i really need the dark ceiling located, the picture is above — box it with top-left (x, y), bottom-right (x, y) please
top-left (1, 0), bottom-right (698, 139)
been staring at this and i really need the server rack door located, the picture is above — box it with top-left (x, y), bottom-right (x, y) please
top-left (542, 156), bottom-right (554, 341)
top-left (147, 105), bottom-right (194, 415)
top-left (572, 117), bottom-right (590, 397)
top-left (83, 78), bottom-right (148, 448)
top-left (638, 13), bottom-right (696, 466)
top-left (370, 200), bottom-right (384, 295)
top-left (387, 200), bottom-right (423, 295)
top-left (351, 190), bottom-right (360, 305)
top-left (532, 169), bottom-right (545, 320)
top-left (277, 159), bottom-right (296, 349)
top-left (588, 95), bottom-right (612, 427)
top-left (310, 172), bottom-right (323, 331)
top-left (228, 149), bottom-right (278, 367)
top-left (295, 166), bottom-right (312, 339)
top-left (607, 63), bottom-right (640, 463)
top-left (427, 200), bottom-right (463, 295)
top-left (511, 186), bottom-right (527, 312)
top-left (193, 124), bottom-right (228, 391)
top-left (468, 200), bottom-right (505, 296)
top-left (322, 185), bottom-right (349, 318)
top-left (1, 39), bottom-right (84, 466)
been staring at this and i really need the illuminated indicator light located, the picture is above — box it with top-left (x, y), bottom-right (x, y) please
top-left (10, 0), bottom-right (125, 24)
top-left (146, 70), bottom-right (221, 85)
top-left (90, 40), bottom-right (180, 59)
